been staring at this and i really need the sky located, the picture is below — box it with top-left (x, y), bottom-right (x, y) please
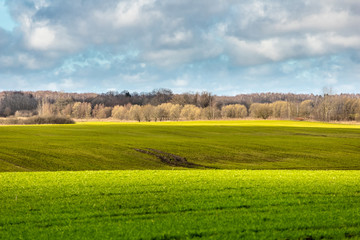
top-left (0, 0), bottom-right (359, 95)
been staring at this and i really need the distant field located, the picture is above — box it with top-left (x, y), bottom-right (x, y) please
top-left (1, 170), bottom-right (360, 239)
top-left (1, 120), bottom-right (360, 171)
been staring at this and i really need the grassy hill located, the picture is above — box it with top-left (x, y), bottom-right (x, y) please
top-left (1, 170), bottom-right (360, 239)
top-left (1, 120), bottom-right (360, 171)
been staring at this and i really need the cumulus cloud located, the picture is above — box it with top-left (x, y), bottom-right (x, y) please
top-left (5, 0), bottom-right (360, 68)
top-left (28, 26), bottom-right (55, 50)
top-left (221, 1), bottom-right (360, 65)
top-left (225, 32), bottom-right (360, 66)
top-left (0, 0), bottom-right (359, 94)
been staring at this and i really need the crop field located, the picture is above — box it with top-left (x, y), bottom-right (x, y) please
top-left (1, 170), bottom-right (360, 239)
top-left (1, 120), bottom-right (360, 171)
top-left (1, 120), bottom-right (360, 239)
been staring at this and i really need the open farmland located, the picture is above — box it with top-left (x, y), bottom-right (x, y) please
top-left (1, 170), bottom-right (360, 239)
top-left (1, 120), bottom-right (360, 171)
top-left (1, 120), bottom-right (360, 239)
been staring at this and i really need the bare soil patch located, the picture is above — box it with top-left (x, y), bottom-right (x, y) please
top-left (134, 148), bottom-right (215, 169)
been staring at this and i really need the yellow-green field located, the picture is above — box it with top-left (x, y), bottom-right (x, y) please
top-left (1, 120), bottom-right (360, 239)
top-left (1, 120), bottom-right (360, 171)
top-left (1, 170), bottom-right (360, 239)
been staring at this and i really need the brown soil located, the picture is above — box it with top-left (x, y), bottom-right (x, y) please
top-left (134, 148), bottom-right (215, 169)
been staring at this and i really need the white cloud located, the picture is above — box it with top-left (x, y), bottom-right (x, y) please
top-left (115, 0), bottom-right (154, 27)
top-left (42, 78), bottom-right (82, 91)
top-left (305, 34), bottom-right (326, 54)
top-left (7, 0), bottom-right (360, 69)
top-left (119, 73), bottom-right (147, 83)
top-left (26, 23), bottom-right (79, 53)
top-left (273, 9), bottom-right (353, 33)
top-left (225, 36), bottom-right (288, 65)
top-left (17, 53), bottom-right (39, 69)
top-left (225, 31), bottom-right (360, 66)
top-left (326, 34), bottom-right (360, 48)
top-left (28, 26), bottom-right (55, 50)
top-left (142, 48), bottom-right (198, 67)
top-left (33, 0), bottom-right (50, 10)
top-left (0, 53), bottom-right (48, 70)
top-left (160, 30), bottom-right (193, 46)
top-left (172, 78), bottom-right (189, 87)
top-left (93, 0), bottom-right (159, 30)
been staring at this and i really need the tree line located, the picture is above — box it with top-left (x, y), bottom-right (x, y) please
top-left (1, 90), bottom-right (360, 122)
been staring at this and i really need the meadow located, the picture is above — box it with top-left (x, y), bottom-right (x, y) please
top-left (1, 120), bottom-right (360, 239)
top-left (1, 170), bottom-right (360, 239)
top-left (1, 120), bottom-right (360, 171)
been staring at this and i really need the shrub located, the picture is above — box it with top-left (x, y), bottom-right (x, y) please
top-left (0, 116), bottom-right (75, 125)
top-left (14, 110), bottom-right (37, 117)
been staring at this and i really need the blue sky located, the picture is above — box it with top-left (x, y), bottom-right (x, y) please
top-left (0, 0), bottom-right (359, 95)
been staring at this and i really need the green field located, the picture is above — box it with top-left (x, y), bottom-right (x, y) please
top-left (1, 120), bottom-right (360, 171)
top-left (1, 170), bottom-right (360, 239)
top-left (1, 120), bottom-right (360, 239)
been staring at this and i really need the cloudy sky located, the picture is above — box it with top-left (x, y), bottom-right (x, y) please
top-left (0, 0), bottom-right (359, 95)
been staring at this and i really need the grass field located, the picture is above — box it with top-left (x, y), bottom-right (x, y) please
top-left (1, 120), bottom-right (360, 239)
top-left (1, 170), bottom-right (360, 239)
top-left (1, 120), bottom-right (360, 171)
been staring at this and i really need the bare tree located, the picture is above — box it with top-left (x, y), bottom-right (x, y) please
top-left (0, 92), bottom-right (38, 117)
top-left (250, 103), bottom-right (273, 119)
top-left (221, 104), bottom-right (247, 118)
top-left (129, 105), bottom-right (143, 122)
